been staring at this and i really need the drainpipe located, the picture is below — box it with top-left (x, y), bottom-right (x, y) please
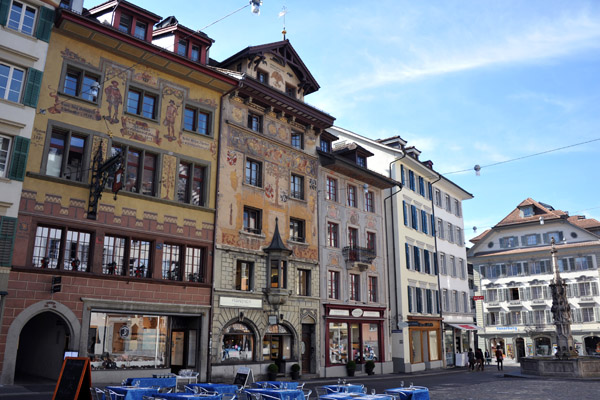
top-left (208, 82), bottom-right (241, 382)
top-left (429, 173), bottom-right (444, 366)
top-left (384, 154), bottom-right (405, 339)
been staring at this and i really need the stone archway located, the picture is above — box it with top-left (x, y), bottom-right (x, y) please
top-left (1, 300), bottom-right (81, 385)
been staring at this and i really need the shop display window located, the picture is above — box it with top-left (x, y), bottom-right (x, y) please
top-left (263, 324), bottom-right (292, 360)
top-left (429, 330), bottom-right (439, 361)
top-left (88, 312), bottom-right (167, 370)
top-left (328, 322), bottom-right (348, 364)
top-left (222, 323), bottom-right (254, 362)
top-left (411, 330), bottom-right (422, 363)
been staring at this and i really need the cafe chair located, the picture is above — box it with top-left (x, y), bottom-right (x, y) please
top-left (302, 388), bottom-right (312, 400)
top-left (106, 389), bottom-right (125, 400)
top-left (315, 387), bottom-right (329, 399)
top-left (185, 385), bottom-right (199, 393)
top-left (297, 383), bottom-right (305, 389)
top-left (158, 386), bottom-right (174, 393)
top-left (90, 387), bottom-right (105, 400)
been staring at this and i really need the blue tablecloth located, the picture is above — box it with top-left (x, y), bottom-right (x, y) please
top-left (385, 387), bottom-right (429, 400)
top-left (124, 377), bottom-right (177, 388)
top-left (320, 394), bottom-right (391, 400)
top-left (323, 385), bottom-right (364, 394)
top-left (253, 382), bottom-right (299, 389)
top-left (187, 383), bottom-right (239, 394)
top-left (245, 388), bottom-right (305, 400)
top-left (158, 394), bottom-right (222, 400)
top-left (105, 386), bottom-right (160, 400)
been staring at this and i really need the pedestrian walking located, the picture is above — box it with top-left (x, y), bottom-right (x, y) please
top-left (475, 348), bottom-right (484, 371)
top-left (484, 350), bottom-right (491, 365)
top-left (467, 348), bottom-right (475, 371)
top-left (496, 346), bottom-right (504, 370)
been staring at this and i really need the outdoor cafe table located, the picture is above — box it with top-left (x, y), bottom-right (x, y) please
top-left (320, 394), bottom-right (392, 400)
top-left (104, 386), bottom-right (160, 400)
top-left (124, 377), bottom-right (177, 388)
top-left (385, 387), bottom-right (430, 400)
top-left (186, 383), bottom-right (239, 394)
top-left (154, 393), bottom-right (222, 400)
top-left (323, 385), bottom-right (364, 393)
top-left (253, 382), bottom-right (300, 389)
top-left (244, 388), bottom-right (305, 400)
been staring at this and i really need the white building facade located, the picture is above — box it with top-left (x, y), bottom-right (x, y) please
top-left (468, 199), bottom-right (600, 360)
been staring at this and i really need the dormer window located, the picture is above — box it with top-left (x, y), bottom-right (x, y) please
top-left (118, 13), bottom-right (132, 33)
top-left (522, 206), bottom-right (534, 217)
top-left (177, 39), bottom-right (188, 57)
top-left (134, 21), bottom-right (147, 40)
top-left (320, 138), bottom-right (331, 153)
top-left (356, 155), bottom-right (366, 167)
top-left (191, 45), bottom-right (200, 62)
top-left (257, 70), bottom-right (268, 84)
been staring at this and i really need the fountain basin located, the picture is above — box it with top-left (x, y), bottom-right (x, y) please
top-left (520, 356), bottom-right (600, 378)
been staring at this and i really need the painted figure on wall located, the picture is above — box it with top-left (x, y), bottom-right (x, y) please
top-left (163, 99), bottom-right (179, 142)
top-left (104, 81), bottom-right (122, 124)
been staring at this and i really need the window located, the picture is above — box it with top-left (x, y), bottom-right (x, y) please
top-left (285, 84), bottom-right (296, 98)
top-left (544, 231), bottom-right (564, 244)
top-left (177, 161), bottom-right (206, 206)
top-left (522, 205), bottom-right (533, 217)
top-left (450, 256), bottom-right (456, 277)
top-left (400, 165), bottom-right (405, 185)
top-left (245, 158), bottom-right (262, 187)
top-left (403, 201), bottom-right (408, 226)
top-left (454, 199), bottom-right (461, 216)
top-left (365, 191), bottom-right (374, 212)
top-left (160, 244), bottom-right (205, 283)
top-left (523, 234), bottom-right (539, 246)
top-left (442, 289), bottom-right (449, 312)
top-left (177, 38), bottom-right (188, 57)
top-left (366, 232), bottom-right (376, 253)
top-left (408, 286), bottom-right (415, 312)
top-left (426, 289), bottom-right (433, 314)
top-left (327, 222), bottom-right (338, 247)
top-left (291, 131), bottom-right (303, 149)
top-left (290, 174), bottom-right (304, 199)
top-left (222, 322), bottom-right (254, 361)
top-left (128, 239), bottom-right (151, 278)
top-left (499, 236), bottom-right (519, 248)
top-left (434, 189), bottom-right (441, 207)
top-left (243, 207), bottom-right (261, 234)
top-left (347, 185), bottom-right (356, 207)
top-left (59, 0), bottom-right (71, 9)
top-left (248, 113), bottom-right (262, 132)
top-left (162, 244), bottom-right (181, 280)
top-left (269, 259), bottom-right (287, 288)
top-left (453, 290), bottom-right (459, 312)
top-left (459, 258), bottom-right (466, 279)
top-left (356, 155), bottom-right (366, 167)
top-left (7, 1), bottom-right (36, 35)
top-left (463, 292), bottom-right (469, 314)
top-left (297, 269), bottom-right (310, 296)
top-left (63, 67), bottom-right (100, 102)
top-left (46, 128), bottom-right (87, 181)
top-left (134, 20), bottom-right (147, 40)
top-left (447, 222), bottom-right (454, 243)
top-left (368, 276), bottom-right (378, 302)
top-left (427, 182), bottom-right (433, 200)
top-left (416, 287), bottom-right (423, 313)
top-left (118, 13), bottom-right (132, 33)
top-left (413, 246), bottom-right (421, 272)
top-left (349, 274), bottom-right (360, 301)
top-left (32, 226), bottom-right (91, 271)
top-left (439, 253), bottom-right (447, 275)
top-left (235, 260), bottom-right (253, 290)
top-left (320, 138), bottom-right (331, 152)
top-left (348, 227), bottom-right (358, 248)
top-left (114, 146), bottom-right (157, 196)
top-left (409, 170), bottom-right (415, 191)
top-left (405, 243), bottom-right (411, 269)
top-left (0, 63), bottom-right (25, 102)
top-left (257, 69), bottom-right (268, 84)
top-left (183, 106), bottom-right (210, 135)
top-left (289, 218), bottom-right (305, 242)
top-left (127, 87), bottom-right (158, 119)
top-left (326, 177), bottom-right (337, 201)
top-left (411, 205), bottom-right (418, 230)
top-left (418, 176), bottom-right (425, 196)
top-left (328, 322), bottom-right (347, 364)
top-left (580, 308), bottom-right (595, 323)
top-left (445, 194), bottom-right (451, 212)
top-left (328, 270), bottom-right (340, 299)
top-left (102, 235), bottom-right (152, 278)
top-left (184, 246), bottom-right (205, 282)
top-left (456, 227), bottom-right (463, 246)
top-left (423, 249), bottom-right (430, 274)
top-left (191, 45), bottom-right (200, 62)
top-left (0, 135), bottom-right (10, 177)
top-left (421, 210), bottom-right (428, 234)
top-left (102, 235), bottom-right (125, 275)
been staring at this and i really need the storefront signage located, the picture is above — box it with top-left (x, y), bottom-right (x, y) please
top-left (119, 325), bottom-right (130, 339)
top-left (473, 295), bottom-right (484, 300)
top-left (351, 308), bottom-right (363, 317)
top-left (220, 296), bottom-right (262, 308)
top-left (495, 326), bottom-right (517, 331)
top-left (363, 311), bottom-right (380, 318)
top-left (407, 321), bottom-right (433, 327)
top-left (329, 309), bottom-right (350, 316)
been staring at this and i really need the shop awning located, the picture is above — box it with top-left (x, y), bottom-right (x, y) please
top-left (447, 323), bottom-right (482, 331)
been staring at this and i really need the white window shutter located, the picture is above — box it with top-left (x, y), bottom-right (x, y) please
top-left (592, 282), bottom-right (599, 296)
top-left (545, 310), bottom-right (553, 324)
top-left (500, 312), bottom-right (507, 326)
top-left (594, 307), bottom-right (600, 322)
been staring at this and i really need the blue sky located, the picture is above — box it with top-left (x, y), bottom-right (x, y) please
top-left (89, 0), bottom-right (600, 241)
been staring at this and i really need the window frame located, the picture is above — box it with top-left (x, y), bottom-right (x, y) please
top-left (243, 206), bottom-right (262, 235)
top-left (44, 126), bottom-right (89, 182)
top-left (366, 231), bottom-right (376, 254)
top-left (0, 134), bottom-right (11, 178)
top-left (183, 104), bottom-right (212, 136)
top-left (235, 260), bottom-right (254, 291)
top-left (326, 177), bottom-right (338, 201)
top-left (291, 131), bottom-right (304, 150)
top-left (113, 145), bottom-right (159, 197)
top-left (289, 217), bottom-right (305, 243)
top-left (0, 62), bottom-right (25, 103)
top-left (328, 270), bottom-right (340, 299)
top-left (297, 268), bottom-right (310, 296)
top-left (290, 173), bottom-right (304, 200)
top-left (347, 185), bottom-right (357, 207)
top-left (349, 273), bottom-right (360, 301)
top-left (118, 13), bottom-right (132, 33)
top-left (32, 225), bottom-right (92, 272)
top-left (7, 0), bottom-right (37, 35)
top-left (248, 112), bottom-right (262, 132)
top-left (60, 64), bottom-right (101, 104)
top-left (177, 160), bottom-right (207, 206)
top-left (134, 20), bottom-right (147, 40)
top-left (257, 69), bottom-right (268, 84)
top-left (126, 85), bottom-right (159, 120)
top-left (368, 276), bottom-right (378, 302)
top-left (327, 221), bottom-right (339, 247)
top-left (365, 191), bottom-right (374, 212)
top-left (245, 157), bottom-right (262, 187)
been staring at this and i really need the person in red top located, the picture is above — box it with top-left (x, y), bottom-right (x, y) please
top-left (495, 346), bottom-right (504, 370)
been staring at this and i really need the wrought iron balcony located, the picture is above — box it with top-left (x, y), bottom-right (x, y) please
top-left (342, 246), bottom-right (376, 267)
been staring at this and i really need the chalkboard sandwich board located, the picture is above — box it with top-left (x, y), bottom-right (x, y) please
top-left (52, 357), bottom-right (92, 400)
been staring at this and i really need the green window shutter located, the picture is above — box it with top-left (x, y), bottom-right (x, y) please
top-left (0, 0), bottom-right (10, 27)
top-left (22, 68), bottom-right (43, 108)
top-left (0, 216), bottom-right (17, 266)
top-left (35, 7), bottom-right (54, 42)
top-left (8, 136), bottom-right (30, 181)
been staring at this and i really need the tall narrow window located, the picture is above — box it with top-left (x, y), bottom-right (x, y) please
top-left (421, 210), bottom-right (428, 234)
top-left (347, 185), bottom-right (356, 207)
top-left (134, 20), bottom-right (147, 40)
top-left (349, 274), bottom-right (360, 301)
top-left (32, 226), bottom-right (62, 269)
top-left (297, 269), bottom-right (310, 296)
top-left (0, 135), bottom-right (10, 178)
top-left (409, 170), bottom-right (415, 191)
top-left (184, 106), bottom-right (210, 135)
top-left (236, 260), bottom-right (253, 291)
top-left (129, 239), bottom-right (151, 278)
top-left (290, 174), bottom-right (304, 199)
top-left (367, 232), bottom-right (376, 254)
top-left (368, 276), bottom-right (378, 302)
top-left (248, 113), bottom-right (262, 132)
top-left (191, 45), bottom-right (201, 62)
top-left (178, 161), bottom-right (206, 206)
top-left (46, 128), bottom-right (87, 182)
top-left (177, 38), bottom-right (188, 57)
top-left (162, 244), bottom-right (181, 280)
top-left (0, 63), bottom-right (25, 103)
top-left (245, 158), bottom-right (262, 187)
top-left (64, 230), bottom-right (90, 272)
top-left (289, 218), bottom-right (305, 242)
top-left (269, 259), bottom-right (287, 288)
top-left (103, 235), bottom-right (125, 275)
top-left (327, 222), bottom-right (339, 247)
top-left (356, 155), bottom-right (366, 167)
top-left (365, 191), bottom-right (374, 212)
top-left (243, 207), bottom-right (262, 234)
top-left (326, 177), bottom-right (337, 201)
top-left (118, 13), bottom-right (132, 33)
top-left (185, 246), bottom-right (205, 282)
top-left (118, 146), bottom-right (157, 196)
top-left (348, 227), bottom-right (358, 248)
top-left (328, 270), bottom-right (340, 299)
top-left (291, 131), bottom-right (303, 149)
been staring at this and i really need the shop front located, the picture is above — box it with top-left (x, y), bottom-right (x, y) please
top-left (407, 316), bottom-right (442, 370)
top-left (443, 322), bottom-right (479, 367)
top-left (324, 305), bottom-right (386, 376)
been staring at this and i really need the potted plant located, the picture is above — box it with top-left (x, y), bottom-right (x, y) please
top-left (365, 360), bottom-right (375, 375)
top-left (290, 363), bottom-right (301, 380)
top-left (346, 360), bottom-right (356, 377)
top-left (267, 363), bottom-right (279, 381)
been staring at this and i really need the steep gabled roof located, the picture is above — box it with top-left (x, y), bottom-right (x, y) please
top-left (496, 198), bottom-right (568, 227)
top-left (218, 40), bottom-right (320, 95)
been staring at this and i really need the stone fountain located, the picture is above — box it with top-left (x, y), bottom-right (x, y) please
top-left (520, 239), bottom-right (600, 377)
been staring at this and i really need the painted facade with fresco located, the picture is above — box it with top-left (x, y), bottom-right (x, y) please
top-left (210, 40), bottom-right (335, 379)
top-left (0, 3), bottom-right (236, 385)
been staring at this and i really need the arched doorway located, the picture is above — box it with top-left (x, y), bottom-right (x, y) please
top-left (515, 337), bottom-right (526, 361)
top-left (584, 336), bottom-right (600, 355)
top-left (263, 324), bottom-right (294, 373)
top-left (15, 312), bottom-right (70, 382)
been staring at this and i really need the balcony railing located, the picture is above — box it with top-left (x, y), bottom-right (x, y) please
top-left (342, 246), bottom-right (376, 264)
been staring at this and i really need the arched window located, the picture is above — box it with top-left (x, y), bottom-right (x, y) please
top-left (222, 323), bottom-right (254, 361)
top-left (263, 324), bottom-right (293, 361)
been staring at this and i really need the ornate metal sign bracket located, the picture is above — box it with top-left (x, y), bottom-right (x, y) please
top-left (86, 143), bottom-right (124, 220)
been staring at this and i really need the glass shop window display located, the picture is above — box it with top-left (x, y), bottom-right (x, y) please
top-left (221, 323), bottom-right (254, 361)
top-left (88, 312), bottom-right (167, 369)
